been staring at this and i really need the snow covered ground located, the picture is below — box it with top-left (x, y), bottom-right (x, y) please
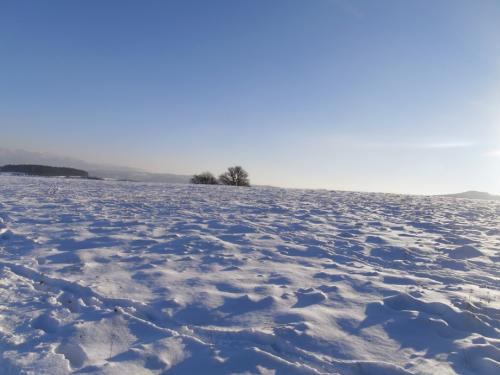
top-left (0, 175), bottom-right (498, 375)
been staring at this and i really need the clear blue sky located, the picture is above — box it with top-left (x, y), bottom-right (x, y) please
top-left (1, 0), bottom-right (500, 194)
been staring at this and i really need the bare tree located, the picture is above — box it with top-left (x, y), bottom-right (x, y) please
top-left (219, 166), bottom-right (250, 186)
top-left (190, 172), bottom-right (218, 185)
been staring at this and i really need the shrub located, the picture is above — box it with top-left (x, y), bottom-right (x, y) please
top-left (190, 172), bottom-right (218, 185)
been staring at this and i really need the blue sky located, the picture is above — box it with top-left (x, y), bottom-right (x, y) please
top-left (1, 0), bottom-right (500, 194)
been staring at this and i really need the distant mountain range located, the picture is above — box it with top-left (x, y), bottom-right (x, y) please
top-left (441, 191), bottom-right (500, 201)
top-left (0, 148), bottom-right (191, 183)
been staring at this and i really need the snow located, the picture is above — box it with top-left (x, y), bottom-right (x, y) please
top-left (0, 175), bottom-right (498, 375)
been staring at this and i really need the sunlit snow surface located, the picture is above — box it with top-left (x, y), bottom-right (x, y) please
top-left (0, 176), bottom-right (499, 375)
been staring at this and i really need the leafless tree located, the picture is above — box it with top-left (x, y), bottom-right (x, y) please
top-left (219, 166), bottom-right (250, 186)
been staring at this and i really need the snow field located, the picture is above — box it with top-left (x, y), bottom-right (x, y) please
top-left (0, 176), bottom-right (498, 374)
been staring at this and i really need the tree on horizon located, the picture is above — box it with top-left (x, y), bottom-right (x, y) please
top-left (219, 166), bottom-right (250, 186)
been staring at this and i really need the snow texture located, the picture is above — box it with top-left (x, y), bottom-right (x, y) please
top-left (0, 176), bottom-right (498, 375)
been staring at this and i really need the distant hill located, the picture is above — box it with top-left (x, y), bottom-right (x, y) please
top-left (442, 191), bottom-right (500, 201)
top-left (1, 164), bottom-right (89, 178)
top-left (89, 170), bottom-right (191, 183)
top-left (0, 148), bottom-right (191, 183)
